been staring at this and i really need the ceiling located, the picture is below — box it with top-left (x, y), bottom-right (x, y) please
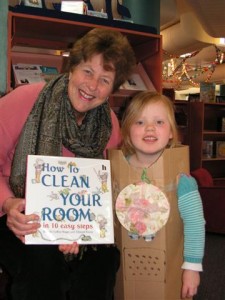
top-left (160, 0), bottom-right (225, 89)
top-left (160, 0), bottom-right (225, 54)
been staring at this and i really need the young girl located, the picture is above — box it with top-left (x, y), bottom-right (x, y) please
top-left (120, 91), bottom-right (205, 299)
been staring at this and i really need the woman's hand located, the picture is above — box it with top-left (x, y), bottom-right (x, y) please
top-left (181, 269), bottom-right (200, 298)
top-left (58, 242), bottom-right (79, 255)
top-left (3, 197), bottom-right (79, 255)
top-left (3, 197), bottom-right (40, 243)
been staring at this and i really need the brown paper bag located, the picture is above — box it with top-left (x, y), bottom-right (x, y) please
top-left (108, 145), bottom-right (191, 300)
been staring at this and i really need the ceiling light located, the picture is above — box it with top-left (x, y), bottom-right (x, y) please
top-left (219, 38), bottom-right (225, 45)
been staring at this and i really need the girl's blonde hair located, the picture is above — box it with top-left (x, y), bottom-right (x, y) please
top-left (121, 91), bottom-right (179, 156)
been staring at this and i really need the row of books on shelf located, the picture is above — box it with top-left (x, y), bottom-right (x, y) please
top-left (189, 94), bottom-right (225, 103)
top-left (203, 141), bottom-right (225, 158)
top-left (187, 82), bottom-right (225, 103)
top-left (12, 62), bottom-right (156, 96)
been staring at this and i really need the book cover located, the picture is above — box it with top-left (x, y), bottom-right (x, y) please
top-left (216, 141), bottom-right (225, 158)
top-left (202, 141), bottom-right (213, 158)
top-left (12, 63), bottom-right (45, 85)
top-left (114, 63), bottom-right (156, 96)
top-left (200, 82), bottom-right (216, 103)
top-left (40, 66), bottom-right (59, 83)
top-left (25, 155), bottom-right (114, 245)
top-left (24, 0), bottom-right (43, 8)
top-left (61, 1), bottom-right (87, 15)
top-left (13, 64), bottom-right (59, 86)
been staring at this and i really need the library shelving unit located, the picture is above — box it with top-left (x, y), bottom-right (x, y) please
top-left (162, 88), bottom-right (190, 146)
top-left (7, 5), bottom-right (162, 111)
top-left (189, 101), bottom-right (225, 179)
top-left (174, 100), bottom-right (190, 145)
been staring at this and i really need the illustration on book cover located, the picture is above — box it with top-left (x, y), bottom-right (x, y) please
top-left (25, 155), bottom-right (114, 245)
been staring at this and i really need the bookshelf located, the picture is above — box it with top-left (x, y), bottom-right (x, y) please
top-left (7, 5), bottom-right (162, 99)
top-left (174, 100), bottom-right (190, 145)
top-left (189, 101), bottom-right (225, 178)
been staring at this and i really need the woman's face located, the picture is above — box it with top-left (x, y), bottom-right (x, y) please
top-left (68, 53), bottom-right (115, 113)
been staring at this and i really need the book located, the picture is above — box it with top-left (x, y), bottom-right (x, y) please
top-left (12, 64), bottom-right (59, 86)
top-left (61, 1), bottom-right (87, 15)
top-left (200, 82), bottom-right (216, 103)
top-left (40, 66), bottom-right (59, 83)
top-left (216, 141), bottom-right (225, 158)
top-left (202, 141), bottom-right (213, 158)
top-left (24, 0), bottom-right (43, 8)
top-left (13, 63), bottom-right (44, 85)
top-left (25, 155), bottom-right (114, 245)
top-left (115, 63), bottom-right (156, 96)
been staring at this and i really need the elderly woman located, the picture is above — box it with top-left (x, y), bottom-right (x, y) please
top-left (0, 28), bottom-right (136, 300)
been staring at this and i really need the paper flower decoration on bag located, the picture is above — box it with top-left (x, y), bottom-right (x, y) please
top-left (115, 182), bottom-right (170, 236)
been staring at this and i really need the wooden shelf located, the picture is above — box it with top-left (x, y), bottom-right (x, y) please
top-left (189, 101), bottom-right (225, 178)
top-left (174, 100), bottom-right (190, 145)
top-left (204, 131), bottom-right (225, 135)
top-left (7, 6), bottom-right (162, 94)
top-left (202, 157), bottom-right (225, 161)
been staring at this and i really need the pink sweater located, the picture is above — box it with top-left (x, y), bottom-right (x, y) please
top-left (0, 83), bottom-right (121, 216)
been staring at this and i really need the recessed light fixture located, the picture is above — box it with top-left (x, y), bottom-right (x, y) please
top-left (219, 38), bottom-right (225, 45)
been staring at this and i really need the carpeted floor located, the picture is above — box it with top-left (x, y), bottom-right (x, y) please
top-left (0, 268), bottom-right (9, 300)
top-left (193, 232), bottom-right (225, 300)
top-left (1, 233), bottom-right (225, 300)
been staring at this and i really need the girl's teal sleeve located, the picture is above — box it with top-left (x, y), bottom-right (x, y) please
top-left (177, 174), bottom-right (205, 264)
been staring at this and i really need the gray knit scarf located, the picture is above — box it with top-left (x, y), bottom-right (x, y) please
top-left (9, 73), bottom-right (112, 198)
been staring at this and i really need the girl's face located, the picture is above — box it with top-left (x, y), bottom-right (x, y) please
top-left (68, 53), bottom-right (115, 113)
top-left (130, 101), bottom-right (173, 159)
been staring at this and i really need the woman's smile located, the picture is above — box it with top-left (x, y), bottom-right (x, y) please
top-left (79, 88), bottom-right (95, 102)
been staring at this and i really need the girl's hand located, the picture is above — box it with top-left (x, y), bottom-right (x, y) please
top-left (3, 197), bottom-right (40, 243)
top-left (182, 269), bottom-right (200, 298)
top-left (58, 242), bottom-right (79, 255)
